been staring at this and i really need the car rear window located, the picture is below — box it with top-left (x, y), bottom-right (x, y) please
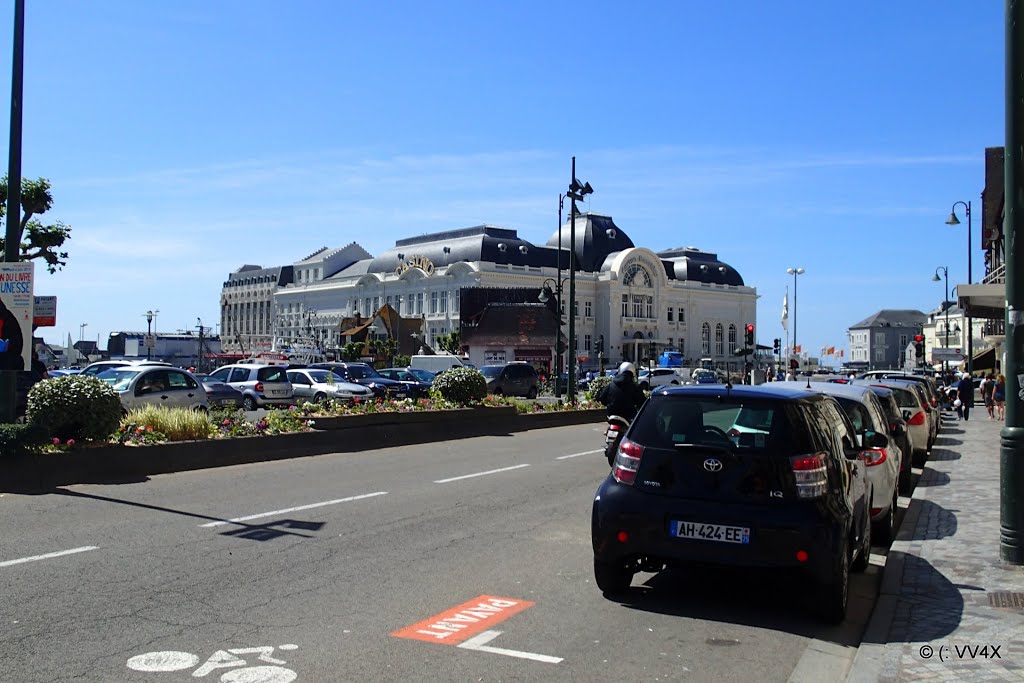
top-left (257, 367), bottom-right (287, 382)
top-left (629, 396), bottom-right (814, 455)
top-left (882, 386), bottom-right (918, 408)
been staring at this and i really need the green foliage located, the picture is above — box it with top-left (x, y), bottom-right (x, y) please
top-left (393, 354), bottom-right (411, 368)
top-left (0, 176), bottom-right (71, 273)
top-left (26, 375), bottom-right (122, 441)
top-left (434, 330), bottom-right (462, 355)
top-left (586, 375), bottom-right (612, 402)
top-left (341, 342), bottom-right (364, 361)
top-left (0, 422), bottom-right (48, 458)
top-left (120, 405), bottom-right (216, 442)
top-left (257, 406), bottom-right (315, 434)
top-left (429, 367), bottom-right (487, 405)
top-left (211, 408), bottom-right (259, 437)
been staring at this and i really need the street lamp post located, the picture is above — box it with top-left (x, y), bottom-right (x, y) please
top-left (786, 267), bottom-right (805, 371)
top-left (538, 276), bottom-right (569, 399)
top-left (932, 268), bottom-right (949, 374)
top-left (144, 309), bottom-right (158, 361)
top-left (946, 202), bottom-right (973, 376)
top-left (565, 157), bottom-right (593, 403)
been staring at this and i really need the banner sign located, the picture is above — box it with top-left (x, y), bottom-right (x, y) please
top-left (0, 263), bottom-right (34, 370)
top-left (33, 295), bottom-right (56, 327)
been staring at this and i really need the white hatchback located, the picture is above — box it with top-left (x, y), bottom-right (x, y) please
top-left (98, 366), bottom-right (209, 413)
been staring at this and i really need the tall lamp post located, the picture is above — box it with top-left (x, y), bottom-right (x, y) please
top-left (143, 309), bottom-right (158, 361)
top-left (538, 277), bottom-right (569, 398)
top-left (946, 201), bottom-right (973, 376)
top-left (565, 157), bottom-right (593, 403)
top-left (786, 267), bottom-right (805, 371)
top-left (932, 268), bottom-right (949, 374)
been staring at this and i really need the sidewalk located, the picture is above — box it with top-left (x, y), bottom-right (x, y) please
top-left (848, 411), bottom-right (1024, 682)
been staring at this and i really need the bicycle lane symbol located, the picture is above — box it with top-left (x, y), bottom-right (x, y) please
top-left (127, 644), bottom-right (299, 682)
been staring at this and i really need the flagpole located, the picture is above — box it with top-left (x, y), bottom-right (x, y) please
top-left (784, 286), bottom-right (790, 372)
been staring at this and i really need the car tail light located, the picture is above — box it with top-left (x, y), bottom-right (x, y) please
top-left (790, 452), bottom-right (828, 499)
top-left (612, 438), bottom-right (644, 486)
top-left (907, 410), bottom-right (926, 426)
top-left (930, 397), bottom-right (937, 408)
top-left (255, 382), bottom-right (264, 392)
top-left (860, 448), bottom-right (888, 467)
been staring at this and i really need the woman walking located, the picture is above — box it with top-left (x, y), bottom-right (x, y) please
top-left (981, 373), bottom-right (996, 419)
top-left (994, 374), bottom-right (1007, 420)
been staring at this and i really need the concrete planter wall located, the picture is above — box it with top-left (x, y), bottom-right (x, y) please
top-left (2, 405), bottom-right (603, 492)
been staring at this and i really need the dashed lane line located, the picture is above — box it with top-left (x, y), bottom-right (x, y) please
top-left (199, 491), bottom-right (389, 528)
top-left (556, 449), bottom-right (602, 460)
top-left (0, 545), bottom-right (99, 568)
top-left (434, 464), bottom-right (530, 484)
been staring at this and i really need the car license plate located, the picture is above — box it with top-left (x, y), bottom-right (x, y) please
top-left (218, 399), bottom-right (235, 406)
top-left (395, 392), bottom-right (406, 399)
top-left (671, 520), bottom-right (750, 544)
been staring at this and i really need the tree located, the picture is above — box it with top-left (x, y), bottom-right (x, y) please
top-left (0, 176), bottom-right (71, 273)
top-left (435, 330), bottom-right (462, 355)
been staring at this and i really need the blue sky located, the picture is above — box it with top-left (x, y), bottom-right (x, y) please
top-left (4, 1), bottom-right (1004, 361)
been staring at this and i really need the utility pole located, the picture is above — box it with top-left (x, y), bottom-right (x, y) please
top-left (1001, 0), bottom-right (1024, 565)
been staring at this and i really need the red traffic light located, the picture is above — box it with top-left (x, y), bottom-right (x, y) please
top-left (745, 324), bottom-right (755, 333)
top-left (913, 335), bottom-right (924, 343)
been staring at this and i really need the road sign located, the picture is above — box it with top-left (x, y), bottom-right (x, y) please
top-left (143, 335), bottom-right (156, 349)
top-left (33, 295), bottom-right (56, 327)
top-left (932, 348), bottom-right (964, 362)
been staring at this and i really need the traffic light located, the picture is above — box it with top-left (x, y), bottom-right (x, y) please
top-left (596, 335), bottom-right (604, 355)
top-left (913, 334), bottom-right (925, 359)
top-left (773, 338), bottom-right (781, 355)
top-left (745, 324), bottom-right (755, 347)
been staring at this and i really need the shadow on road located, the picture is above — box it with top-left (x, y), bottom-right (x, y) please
top-left (50, 488), bottom-right (327, 541)
top-left (928, 449), bottom-right (962, 462)
top-left (860, 553), bottom-right (965, 644)
top-left (916, 468), bottom-right (952, 487)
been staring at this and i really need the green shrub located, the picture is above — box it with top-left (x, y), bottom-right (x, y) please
top-left (120, 405), bottom-right (216, 442)
top-left (26, 374), bottom-right (123, 441)
top-left (430, 367), bottom-right (487, 405)
top-left (0, 422), bottom-right (49, 458)
top-left (586, 375), bottom-right (612, 402)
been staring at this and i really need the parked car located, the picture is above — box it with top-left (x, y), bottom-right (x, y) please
top-left (377, 368), bottom-right (432, 398)
top-left (592, 384), bottom-right (873, 623)
top-left (479, 362), bottom-right (540, 398)
top-left (405, 367), bottom-right (436, 383)
top-left (690, 368), bottom-right (723, 384)
top-left (309, 362), bottom-right (408, 399)
top-left (409, 354), bottom-right (465, 375)
top-left (779, 381), bottom-right (903, 546)
top-left (286, 368), bottom-right (374, 403)
top-left (97, 365), bottom-right (209, 413)
top-left (638, 367), bottom-right (682, 391)
top-left (862, 378), bottom-right (933, 467)
top-left (860, 371), bottom-right (941, 442)
top-left (201, 380), bottom-right (245, 409)
top-left (857, 383), bottom-right (914, 495)
top-left (81, 360), bottom-right (171, 376)
top-left (205, 363), bottom-right (294, 411)
top-left (46, 369), bottom-right (80, 377)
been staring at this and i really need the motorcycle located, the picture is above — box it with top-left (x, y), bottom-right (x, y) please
top-left (604, 415), bottom-right (631, 466)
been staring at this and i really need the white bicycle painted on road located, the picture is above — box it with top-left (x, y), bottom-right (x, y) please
top-left (127, 644), bottom-right (299, 682)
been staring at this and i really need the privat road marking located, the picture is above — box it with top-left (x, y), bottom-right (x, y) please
top-left (199, 491), bottom-right (388, 528)
top-left (458, 630), bottom-right (563, 664)
top-left (556, 449), bottom-right (602, 460)
top-left (0, 545), bottom-right (99, 568)
top-left (391, 595), bottom-right (534, 645)
top-left (433, 464), bottom-right (530, 484)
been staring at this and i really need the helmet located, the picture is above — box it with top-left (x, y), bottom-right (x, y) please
top-left (618, 361), bottom-right (636, 376)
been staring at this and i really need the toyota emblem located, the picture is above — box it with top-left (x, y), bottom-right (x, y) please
top-left (703, 458), bottom-right (724, 472)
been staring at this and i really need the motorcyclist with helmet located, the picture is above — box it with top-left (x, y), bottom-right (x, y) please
top-left (597, 362), bottom-right (648, 465)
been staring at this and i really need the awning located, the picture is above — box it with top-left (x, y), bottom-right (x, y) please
top-left (972, 346), bottom-right (996, 372)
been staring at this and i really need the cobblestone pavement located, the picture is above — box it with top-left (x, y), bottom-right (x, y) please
top-left (847, 412), bottom-right (1024, 682)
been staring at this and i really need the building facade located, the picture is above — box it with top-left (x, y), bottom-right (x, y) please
top-left (220, 264), bottom-right (295, 353)
top-left (847, 309), bottom-right (927, 370)
top-left (218, 214), bottom-right (757, 370)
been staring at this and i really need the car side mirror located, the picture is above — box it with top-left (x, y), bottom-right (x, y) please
top-left (866, 431), bottom-right (888, 449)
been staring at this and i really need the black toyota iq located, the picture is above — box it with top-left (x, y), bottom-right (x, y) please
top-left (592, 384), bottom-right (873, 623)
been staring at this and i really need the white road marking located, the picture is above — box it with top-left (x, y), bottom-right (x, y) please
top-left (457, 630), bottom-right (563, 664)
top-left (0, 545), bottom-right (98, 568)
top-left (126, 651), bottom-right (199, 672)
top-left (556, 449), bottom-right (602, 460)
top-left (434, 464), bottom-right (530, 484)
top-left (199, 492), bottom-right (388, 528)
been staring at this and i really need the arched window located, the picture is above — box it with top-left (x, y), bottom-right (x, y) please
top-left (701, 322), bottom-right (711, 355)
top-left (623, 262), bottom-right (652, 287)
top-left (728, 324), bottom-right (738, 356)
top-left (715, 323), bottom-right (724, 355)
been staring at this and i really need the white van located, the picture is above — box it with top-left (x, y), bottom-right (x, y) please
top-left (409, 354), bottom-right (466, 375)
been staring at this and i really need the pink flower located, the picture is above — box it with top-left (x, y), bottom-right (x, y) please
top-left (67, 439), bottom-right (75, 446)
top-left (52, 437), bottom-right (60, 445)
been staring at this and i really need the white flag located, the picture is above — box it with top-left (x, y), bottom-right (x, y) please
top-left (781, 288), bottom-right (789, 332)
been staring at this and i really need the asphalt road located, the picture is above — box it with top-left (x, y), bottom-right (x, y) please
top-left (0, 423), bottom-right (896, 683)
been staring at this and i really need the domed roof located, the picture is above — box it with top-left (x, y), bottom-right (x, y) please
top-left (656, 246), bottom-right (745, 285)
top-left (546, 213), bottom-right (634, 272)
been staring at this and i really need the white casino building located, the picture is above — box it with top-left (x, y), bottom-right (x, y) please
top-left (220, 213), bottom-right (757, 370)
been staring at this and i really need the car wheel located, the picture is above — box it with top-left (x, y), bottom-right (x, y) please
top-left (872, 491), bottom-right (897, 547)
top-left (242, 396), bottom-right (258, 411)
top-left (313, 392), bottom-right (326, 403)
top-left (526, 387), bottom-right (538, 399)
top-left (194, 405), bottom-right (208, 414)
top-left (912, 449), bottom-right (927, 468)
top-left (898, 466), bottom-right (912, 495)
top-left (670, 380), bottom-right (679, 385)
top-left (493, 388), bottom-right (503, 396)
top-left (815, 541), bottom-right (849, 624)
top-left (594, 557), bottom-right (633, 596)
top-left (853, 512), bottom-right (872, 571)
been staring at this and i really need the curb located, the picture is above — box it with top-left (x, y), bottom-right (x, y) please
top-left (1, 407), bottom-right (606, 491)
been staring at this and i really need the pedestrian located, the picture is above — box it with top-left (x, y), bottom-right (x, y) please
top-left (957, 372), bottom-right (975, 421)
top-left (30, 350), bottom-right (47, 383)
top-left (994, 374), bottom-right (1006, 420)
top-left (981, 373), bottom-right (995, 419)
